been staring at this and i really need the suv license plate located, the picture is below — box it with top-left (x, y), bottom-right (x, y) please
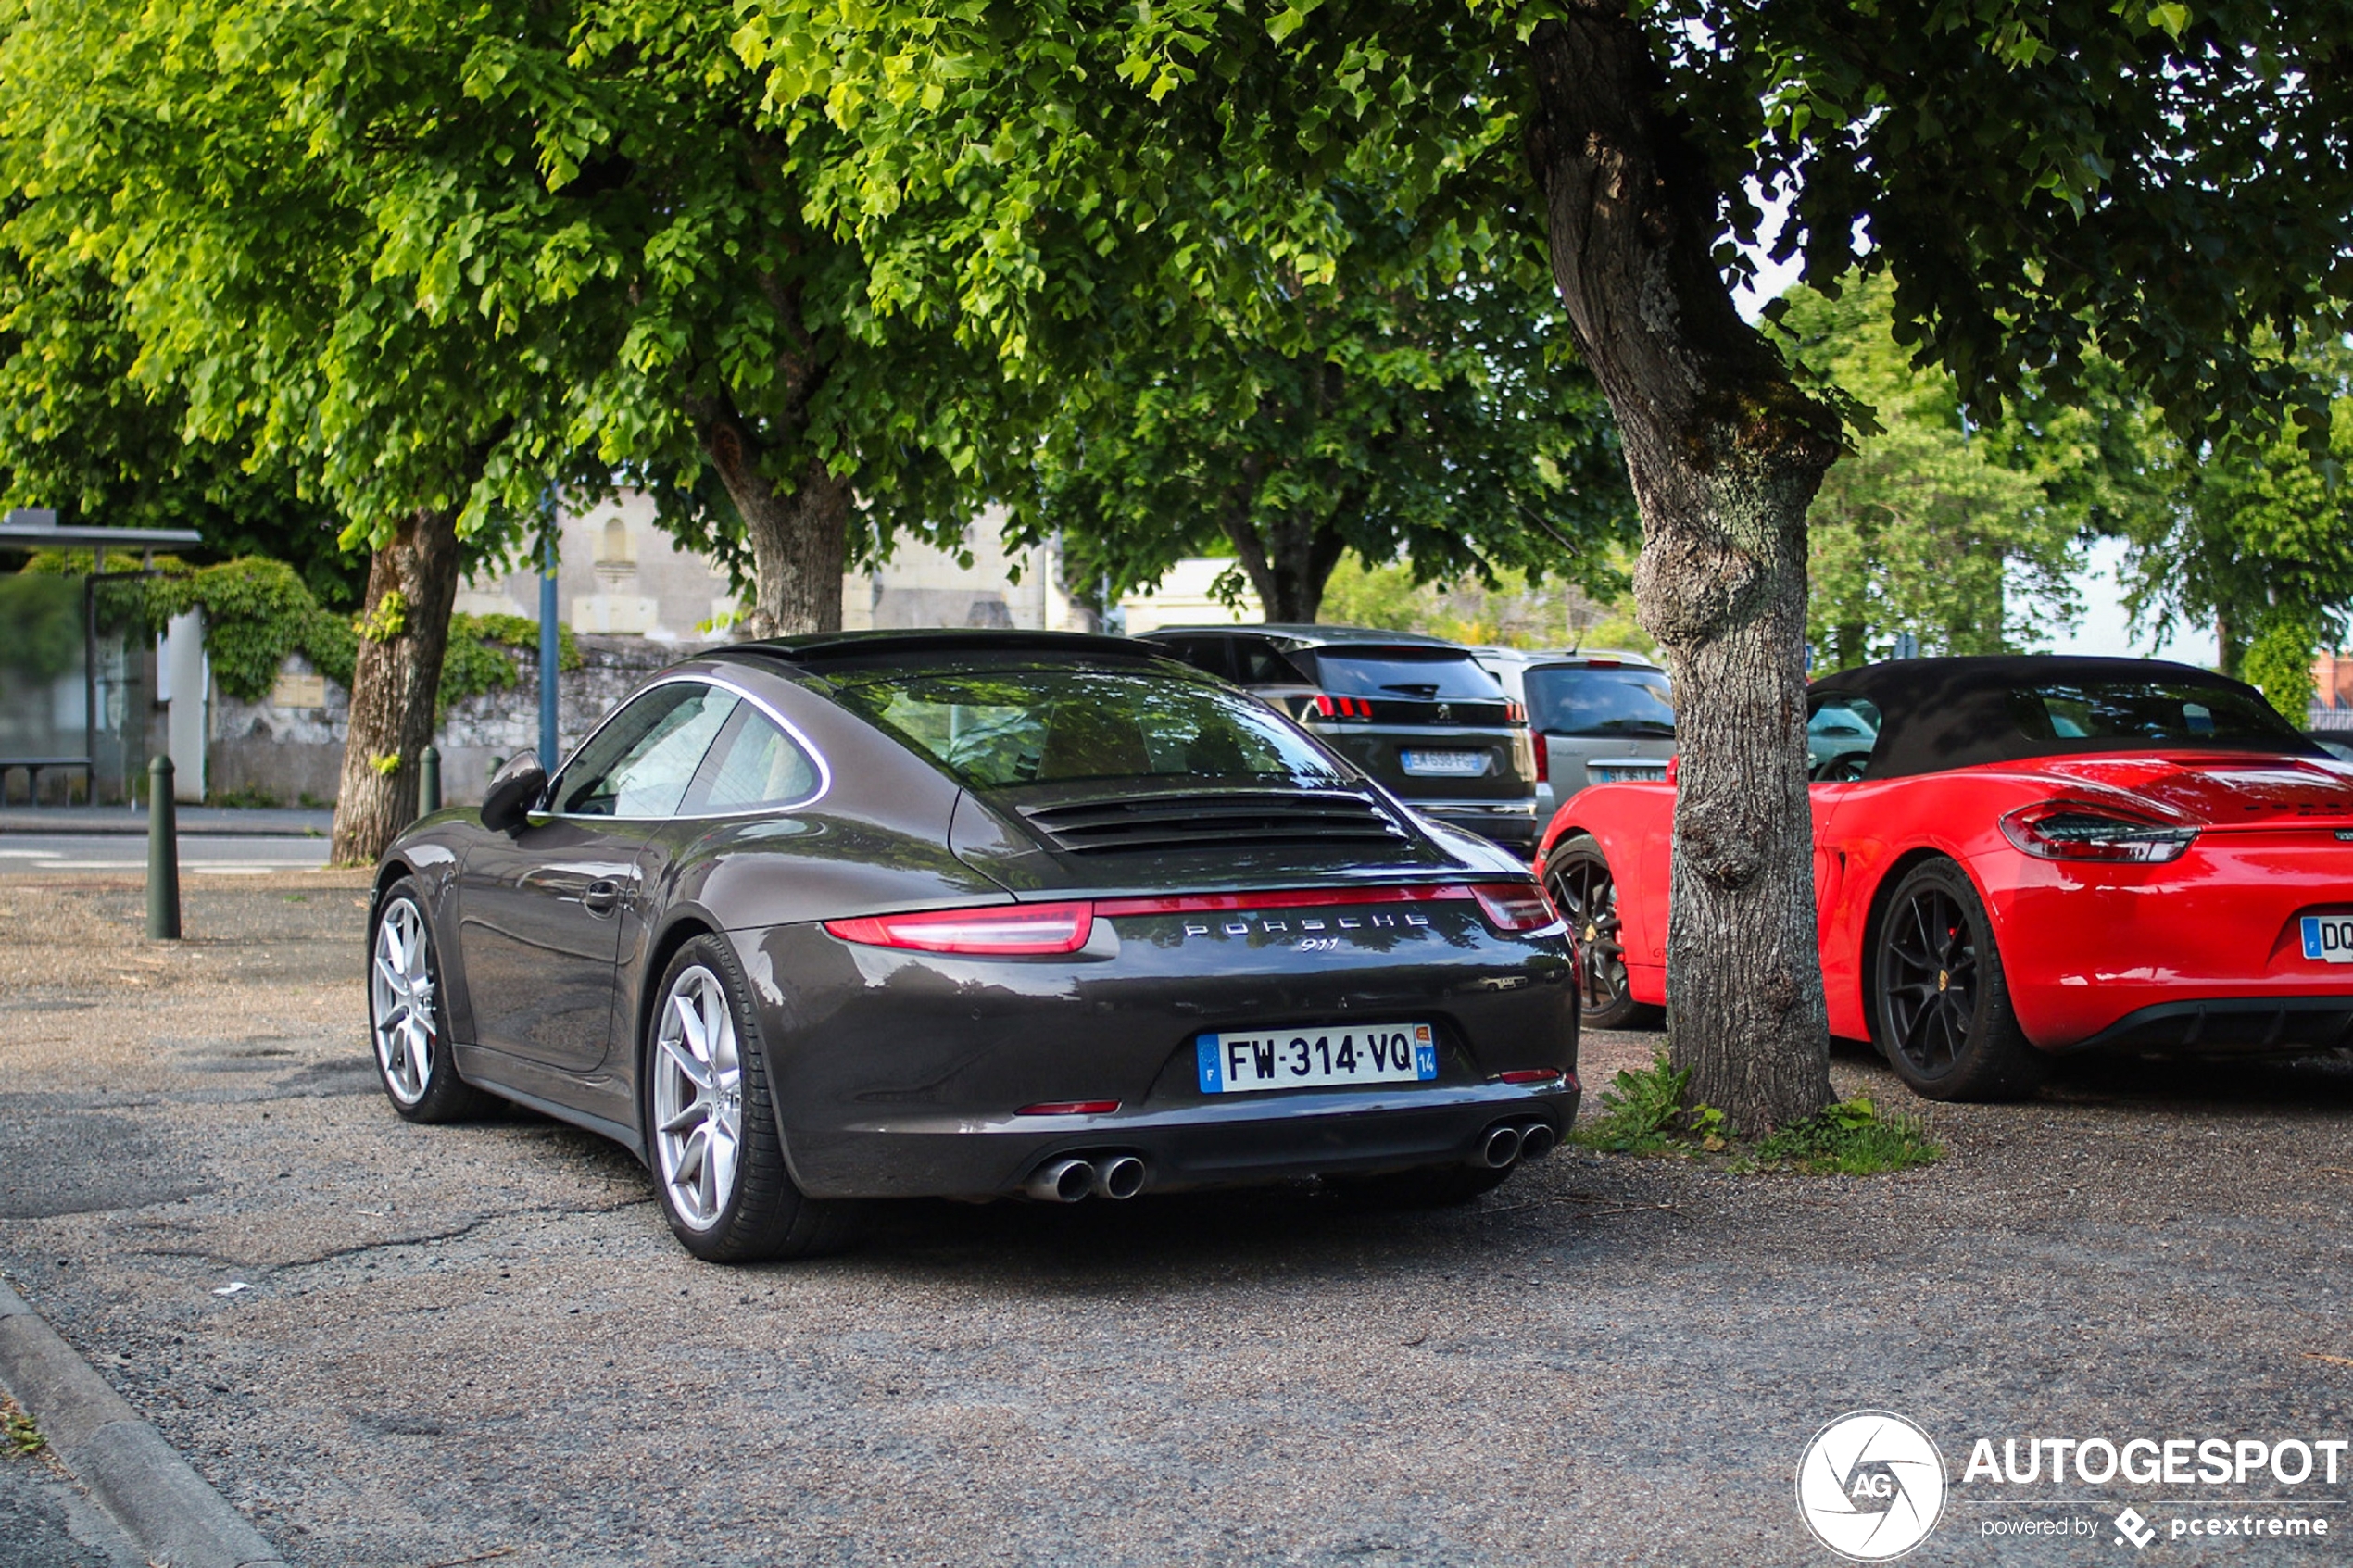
top-left (2301, 915), bottom-right (2353, 963)
top-left (1198, 1024), bottom-right (1438, 1094)
top-left (1401, 749), bottom-right (1490, 778)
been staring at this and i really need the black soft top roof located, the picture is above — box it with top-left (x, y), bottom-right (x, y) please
top-left (1810, 655), bottom-right (2317, 779)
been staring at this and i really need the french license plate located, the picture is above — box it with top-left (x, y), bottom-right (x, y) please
top-left (1197, 1023), bottom-right (1439, 1095)
top-left (1400, 749), bottom-right (1490, 778)
top-left (2301, 915), bottom-right (2353, 963)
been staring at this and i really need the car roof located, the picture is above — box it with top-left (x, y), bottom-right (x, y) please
top-left (1142, 623), bottom-right (1478, 653)
top-left (1473, 646), bottom-right (1664, 671)
top-left (710, 629), bottom-right (1171, 677)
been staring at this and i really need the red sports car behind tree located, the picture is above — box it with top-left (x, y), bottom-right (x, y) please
top-left (1540, 657), bottom-right (2353, 1101)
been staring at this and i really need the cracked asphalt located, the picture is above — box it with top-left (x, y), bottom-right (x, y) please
top-left (2, 872), bottom-right (2351, 1566)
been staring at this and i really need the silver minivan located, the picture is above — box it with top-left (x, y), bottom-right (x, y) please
top-left (1472, 647), bottom-right (1677, 830)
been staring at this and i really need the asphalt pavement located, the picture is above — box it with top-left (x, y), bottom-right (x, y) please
top-left (0, 1440), bottom-right (145, 1568)
top-left (1, 872), bottom-right (2351, 1565)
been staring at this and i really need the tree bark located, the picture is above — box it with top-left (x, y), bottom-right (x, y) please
top-left (696, 395), bottom-right (848, 637)
top-left (1526, 4), bottom-right (1843, 1131)
top-left (328, 507), bottom-right (462, 868)
top-left (1222, 508), bottom-right (1347, 622)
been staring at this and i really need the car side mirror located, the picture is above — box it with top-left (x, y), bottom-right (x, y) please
top-left (480, 753), bottom-right (548, 834)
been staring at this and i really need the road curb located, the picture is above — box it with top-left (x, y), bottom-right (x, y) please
top-left (0, 1280), bottom-right (289, 1568)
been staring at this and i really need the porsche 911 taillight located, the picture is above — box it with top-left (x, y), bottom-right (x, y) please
top-left (1999, 800), bottom-right (2198, 864)
top-left (824, 902), bottom-right (1095, 954)
top-left (1470, 883), bottom-right (1558, 932)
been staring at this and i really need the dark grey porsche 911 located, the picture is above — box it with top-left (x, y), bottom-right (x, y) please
top-left (369, 631), bottom-right (1581, 1261)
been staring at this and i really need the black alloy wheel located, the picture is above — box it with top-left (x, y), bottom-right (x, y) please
top-left (1541, 835), bottom-right (1661, 1030)
top-left (1872, 859), bottom-right (2045, 1101)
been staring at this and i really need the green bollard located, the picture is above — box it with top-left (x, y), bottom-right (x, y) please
top-left (147, 755), bottom-right (181, 940)
top-left (419, 743), bottom-right (442, 818)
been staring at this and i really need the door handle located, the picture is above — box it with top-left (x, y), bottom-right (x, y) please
top-left (582, 878), bottom-right (622, 916)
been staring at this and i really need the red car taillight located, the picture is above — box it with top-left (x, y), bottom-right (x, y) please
top-left (1998, 800), bottom-right (2198, 864)
top-left (824, 902), bottom-right (1094, 954)
top-left (1309, 694), bottom-right (1374, 719)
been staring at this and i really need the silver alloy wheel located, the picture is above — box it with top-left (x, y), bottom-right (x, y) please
top-left (652, 964), bottom-right (745, 1232)
top-left (371, 899), bottom-right (438, 1105)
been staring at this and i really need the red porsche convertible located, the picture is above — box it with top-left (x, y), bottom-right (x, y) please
top-left (1539, 657), bottom-right (2353, 1099)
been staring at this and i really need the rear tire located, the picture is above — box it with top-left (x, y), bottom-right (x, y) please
top-left (1871, 859), bottom-right (2046, 1102)
top-left (1541, 834), bottom-right (1661, 1030)
top-left (644, 935), bottom-right (861, 1262)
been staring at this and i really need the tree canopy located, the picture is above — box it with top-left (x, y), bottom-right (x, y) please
top-left (1033, 260), bottom-right (1636, 624)
top-left (736, 0), bottom-right (2353, 1127)
top-left (2120, 342), bottom-right (2353, 714)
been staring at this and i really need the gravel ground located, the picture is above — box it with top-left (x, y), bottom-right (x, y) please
top-left (2, 874), bottom-right (2350, 1566)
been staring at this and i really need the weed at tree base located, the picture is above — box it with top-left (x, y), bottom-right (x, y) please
top-left (1739, 1097), bottom-right (1942, 1175)
top-left (2, 1399), bottom-right (44, 1459)
top-left (1567, 1051), bottom-right (1722, 1154)
top-left (1569, 1048), bottom-right (1943, 1175)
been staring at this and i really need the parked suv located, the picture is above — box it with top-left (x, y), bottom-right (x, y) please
top-left (1472, 647), bottom-right (1676, 825)
top-left (1141, 625), bottom-right (1539, 850)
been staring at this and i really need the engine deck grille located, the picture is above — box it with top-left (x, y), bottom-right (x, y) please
top-left (1017, 790), bottom-right (1408, 856)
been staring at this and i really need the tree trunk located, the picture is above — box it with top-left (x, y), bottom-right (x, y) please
top-left (328, 508), bottom-right (461, 867)
top-left (698, 402), bottom-right (848, 637)
top-left (1834, 621), bottom-right (1868, 671)
top-left (1223, 508), bottom-right (1346, 623)
top-left (1526, 4), bottom-right (1844, 1131)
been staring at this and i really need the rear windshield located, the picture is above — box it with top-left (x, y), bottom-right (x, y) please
top-left (1312, 648), bottom-right (1503, 701)
top-left (1525, 665), bottom-right (1675, 737)
top-left (2007, 680), bottom-right (2302, 747)
top-left (832, 669), bottom-right (1353, 791)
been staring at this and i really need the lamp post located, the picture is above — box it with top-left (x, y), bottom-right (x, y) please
top-left (539, 521), bottom-right (559, 772)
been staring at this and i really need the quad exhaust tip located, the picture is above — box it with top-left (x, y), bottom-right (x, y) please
top-left (1479, 1124), bottom-right (1523, 1169)
top-left (1025, 1153), bottom-right (1148, 1203)
top-left (1026, 1158), bottom-right (1094, 1203)
top-left (1471, 1119), bottom-right (1559, 1170)
top-left (1091, 1154), bottom-right (1146, 1200)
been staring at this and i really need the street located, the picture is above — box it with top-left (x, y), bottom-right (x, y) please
top-left (2, 870), bottom-right (2350, 1564)
top-left (0, 835), bottom-right (330, 874)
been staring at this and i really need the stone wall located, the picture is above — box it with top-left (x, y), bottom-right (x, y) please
top-left (208, 636), bottom-right (706, 808)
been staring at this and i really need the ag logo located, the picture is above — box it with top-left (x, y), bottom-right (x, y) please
top-left (1795, 1410), bottom-right (1947, 1561)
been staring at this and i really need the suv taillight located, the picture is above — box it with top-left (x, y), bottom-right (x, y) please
top-left (1309, 694), bottom-right (1373, 720)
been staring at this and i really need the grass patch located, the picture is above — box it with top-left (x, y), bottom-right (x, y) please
top-left (1569, 1049), bottom-right (1944, 1175)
